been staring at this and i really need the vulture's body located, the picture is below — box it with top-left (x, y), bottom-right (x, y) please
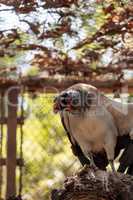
top-left (62, 107), bottom-right (117, 157)
top-left (54, 83), bottom-right (133, 171)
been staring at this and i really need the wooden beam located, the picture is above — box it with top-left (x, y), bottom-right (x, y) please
top-left (0, 77), bottom-right (133, 93)
top-left (0, 158), bottom-right (24, 166)
top-left (0, 117), bottom-right (24, 124)
top-left (6, 89), bottom-right (18, 199)
top-left (23, 77), bottom-right (133, 93)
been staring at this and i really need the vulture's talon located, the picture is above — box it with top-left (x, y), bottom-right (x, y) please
top-left (109, 160), bottom-right (115, 172)
top-left (89, 163), bottom-right (98, 171)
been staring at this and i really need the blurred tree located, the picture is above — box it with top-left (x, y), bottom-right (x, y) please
top-left (0, 0), bottom-right (132, 78)
top-left (22, 94), bottom-right (80, 200)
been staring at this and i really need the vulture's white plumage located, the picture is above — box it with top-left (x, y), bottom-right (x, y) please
top-left (54, 83), bottom-right (133, 171)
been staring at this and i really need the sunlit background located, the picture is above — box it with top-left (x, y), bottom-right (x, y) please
top-left (0, 0), bottom-right (132, 199)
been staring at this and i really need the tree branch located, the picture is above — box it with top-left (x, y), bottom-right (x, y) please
top-left (51, 165), bottom-right (133, 200)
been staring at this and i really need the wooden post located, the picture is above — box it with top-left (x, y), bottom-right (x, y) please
top-left (6, 87), bottom-right (18, 199)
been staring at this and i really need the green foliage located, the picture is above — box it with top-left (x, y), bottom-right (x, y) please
top-left (22, 94), bottom-right (80, 200)
top-left (27, 66), bottom-right (39, 76)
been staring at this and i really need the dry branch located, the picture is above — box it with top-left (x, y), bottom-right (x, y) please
top-left (51, 165), bottom-right (133, 200)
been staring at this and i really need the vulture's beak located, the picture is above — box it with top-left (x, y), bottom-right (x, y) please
top-left (53, 92), bottom-right (72, 113)
top-left (53, 90), bottom-right (87, 114)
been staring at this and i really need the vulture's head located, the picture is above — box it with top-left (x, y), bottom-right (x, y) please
top-left (53, 88), bottom-right (94, 113)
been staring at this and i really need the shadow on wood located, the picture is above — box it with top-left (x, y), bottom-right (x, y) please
top-left (51, 165), bottom-right (133, 200)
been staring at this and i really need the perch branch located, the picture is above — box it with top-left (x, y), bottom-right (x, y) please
top-left (51, 165), bottom-right (133, 200)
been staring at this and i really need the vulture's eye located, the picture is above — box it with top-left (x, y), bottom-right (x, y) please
top-left (59, 90), bottom-right (80, 107)
top-left (71, 97), bottom-right (79, 106)
top-left (70, 93), bottom-right (80, 107)
top-left (60, 92), bottom-right (70, 107)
